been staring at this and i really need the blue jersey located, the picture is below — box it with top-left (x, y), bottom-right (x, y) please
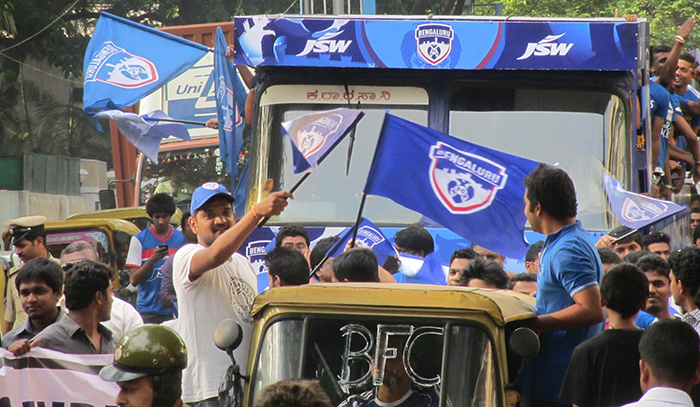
top-left (675, 88), bottom-right (700, 128)
top-left (126, 227), bottom-right (186, 315)
top-left (339, 387), bottom-right (439, 407)
top-left (649, 81), bottom-right (673, 169)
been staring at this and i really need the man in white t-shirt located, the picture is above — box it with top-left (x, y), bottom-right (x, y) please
top-left (173, 182), bottom-right (291, 407)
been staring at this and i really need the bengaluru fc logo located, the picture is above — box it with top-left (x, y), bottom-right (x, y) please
top-left (429, 142), bottom-right (508, 214)
top-left (296, 113), bottom-right (344, 158)
top-left (84, 41), bottom-right (158, 88)
top-left (355, 225), bottom-right (386, 249)
top-left (621, 198), bottom-right (667, 223)
top-left (415, 23), bottom-right (454, 66)
top-left (217, 76), bottom-right (241, 132)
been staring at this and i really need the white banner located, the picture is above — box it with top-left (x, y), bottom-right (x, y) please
top-left (0, 347), bottom-right (119, 406)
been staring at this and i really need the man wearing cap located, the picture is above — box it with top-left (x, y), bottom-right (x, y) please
top-left (172, 182), bottom-right (291, 407)
top-left (100, 324), bottom-right (187, 407)
top-left (3, 215), bottom-right (59, 334)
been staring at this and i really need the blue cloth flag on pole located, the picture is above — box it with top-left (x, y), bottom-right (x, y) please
top-left (83, 12), bottom-right (209, 114)
top-left (95, 110), bottom-right (191, 163)
top-left (327, 217), bottom-right (397, 264)
top-left (603, 174), bottom-right (686, 230)
top-left (364, 114), bottom-right (539, 259)
top-left (282, 108), bottom-right (365, 174)
top-left (214, 27), bottom-right (246, 176)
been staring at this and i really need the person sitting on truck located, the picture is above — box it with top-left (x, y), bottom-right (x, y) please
top-left (559, 263), bottom-right (648, 407)
top-left (332, 248), bottom-right (380, 283)
top-left (2, 258), bottom-right (64, 356)
top-left (447, 248), bottom-right (480, 286)
top-left (172, 182), bottom-right (291, 407)
top-left (265, 247), bottom-right (310, 287)
top-left (595, 225), bottom-right (642, 260)
top-left (276, 224), bottom-right (311, 255)
top-left (520, 164), bottom-right (605, 407)
top-left (458, 257), bottom-right (508, 289)
top-left (125, 193), bottom-right (186, 324)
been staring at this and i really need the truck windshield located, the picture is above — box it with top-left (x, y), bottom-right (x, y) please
top-left (251, 318), bottom-right (497, 407)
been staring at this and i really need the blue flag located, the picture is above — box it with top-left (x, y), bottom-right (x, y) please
top-left (327, 217), bottom-right (397, 264)
top-left (395, 252), bottom-right (447, 285)
top-left (364, 114), bottom-right (539, 259)
top-left (214, 27), bottom-right (246, 176)
top-left (83, 12), bottom-right (209, 114)
top-left (603, 174), bottom-right (687, 230)
top-left (282, 108), bottom-right (365, 174)
top-left (95, 110), bottom-right (191, 163)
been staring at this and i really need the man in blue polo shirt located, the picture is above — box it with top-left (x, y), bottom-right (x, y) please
top-left (126, 193), bottom-right (186, 323)
top-left (519, 164), bottom-right (605, 407)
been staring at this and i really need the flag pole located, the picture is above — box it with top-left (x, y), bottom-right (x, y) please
top-left (142, 117), bottom-right (208, 126)
top-left (257, 173), bottom-right (311, 228)
top-left (610, 228), bottom-right (639, 245)
top-left (350, 193), bottom-right (368, 246)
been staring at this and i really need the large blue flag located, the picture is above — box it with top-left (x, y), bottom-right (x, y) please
top-left (603, 174), bottom-right (686, 230)
top-left (282, 108), bottom-right (365, 173)
top-left (364, 114), bottom-right (539, 259)
top-left (327, 217), bottom-right (397, 264)
top-left (214, 27), bottom-right (246, 176)
top-left (83, 12), bottom-right (209, 114)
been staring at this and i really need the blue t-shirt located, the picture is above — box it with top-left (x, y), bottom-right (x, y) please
top-left (649, 82), bottom-right (673, 168)
top-left (521, 221), bottom-right (604, 404)
top-left (339, 387), bottom-right (439, 407)
top-left (126, 227), bottom-right (186, 315)
top-left (675, 88), bottom-right (700, 128)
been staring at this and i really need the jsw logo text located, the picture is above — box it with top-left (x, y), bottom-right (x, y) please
top-left (517, 33), bottom-right (573, 60)
top-left (297, 39), bottom-right (352, 56)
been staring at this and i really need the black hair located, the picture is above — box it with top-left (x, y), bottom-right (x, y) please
top-left (693, 224), bottom-right (700, 245)
top-left (597, 247), bottom-right (622, 265)
top-left (650, 45), bottom-right (672, 60)
top-left (265, 247), bottom-right (310, 286)
top-left (508, 273), bottom-right (537, 290)
top-left (641, 232), bottom-right (671, 250)
top-left (624, 250), bottom-right (651, 265)
top-left (669, 247), bottom-right (700, 305)
top-left (608, 225), bottom-right (642, 246)
top-left (332, 248), bottom-right (380, 283)
top-left (146, 193), bottom-right (176, 217)
top-left (639, 319), bottom-right (700, 386)
top-left (63, 260), bottom-right (112, 311)
top-left (636, 253), bottom-right (671, 279)
top-left (601, 263), bottom-right (649, 319)
top-left (523, 164), bottom-right (577, 221)
top-left (180, 212), bottom-right (191, 231)
top-left (449, 248), bottom-right (480, 265)
top-left (680, 53), bottom-right (696, 65)
top-left (15, 257), bottom-right (63, 293)
top-left (310, 236), bottom-right (340, 271)
top-left (459, 257), bottom-right (509, 289)
top-left (275, 224), bottom-right (310, 248)
top-left (525, 241), bottom-right (544, 262)
top-left (394, 226), bottom-right (434, 256)
top-left (254, 380), bottom-right (332, 407)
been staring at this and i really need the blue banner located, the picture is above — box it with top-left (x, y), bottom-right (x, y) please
top-left (327, 217), bottom-right (397, 263)
top-left (282, 108), bottom-right (365, 174)
top-left (84, 12), bottom-right (209, 114)
top-left (235, 18), bottom-right (638, 71)
top-left (364, 114), bottom-right (538, 259)
top-left (214, 27), bottom-right (246, 176)
top-left (603, 174), bottom-right (686, 230)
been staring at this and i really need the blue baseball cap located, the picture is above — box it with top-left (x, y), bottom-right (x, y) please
top-left (190, 182), bottom-right (235, 213)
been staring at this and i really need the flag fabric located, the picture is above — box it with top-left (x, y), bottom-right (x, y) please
top-left (603, 173), bottom-right (686, 230)
top-left (83, 12), bottom-right (209, 114)
top-left (214, 27), bottom-right (246, 176)
top-left (394, 252), bottom-right (447, 285)
top-left (364, 114), bottom-right (539, 259)
top-left (327, 217), bottom-right (398, 265)
top-left (95, 109), bottom-right (191, 163)
top-left (282, 108), bottom-right (365, 173)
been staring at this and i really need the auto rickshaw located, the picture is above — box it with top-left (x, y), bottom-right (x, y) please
top-left (66, 206), bottom-right (183, 231)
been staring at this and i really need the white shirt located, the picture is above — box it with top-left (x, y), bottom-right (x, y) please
top-left (172, 243), bottom-right (257, 403)
top-left (103, 296), bottom-right (143, 340)
top-left (622, 387), bottom-right (694, 407)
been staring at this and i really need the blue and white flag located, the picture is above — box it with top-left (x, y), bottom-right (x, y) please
top-left (95, 110), bottom-right (191, 163)
top-left (83, 12), bottom-right (209, 114)
top-left (364, 114), bottom-right (539, 259)
top-left (327, 217), bottom-right (397, 264)
top-left (395, 252), bottom-right (447, 285)
top-left (603, 173), bottom-right (686, 230)
top-left (214, 27), bottom-right (246, 176)
top-left (282, 108), bottom-right (365, 173)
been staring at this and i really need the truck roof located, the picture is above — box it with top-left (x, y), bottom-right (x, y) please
top-left (252, 283), bottom-right (537, 326)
